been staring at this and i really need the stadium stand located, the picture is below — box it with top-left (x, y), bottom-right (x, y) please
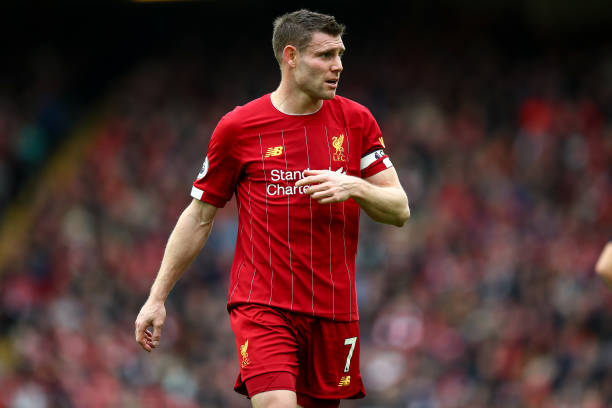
top-left (1, 2), bottom-right (611, 407)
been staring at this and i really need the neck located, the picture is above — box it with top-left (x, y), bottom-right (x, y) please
top-left (271, 82), bottom-right (323, 115)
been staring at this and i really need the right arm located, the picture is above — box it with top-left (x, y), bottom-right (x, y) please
top-left (596, 240), bottom-right (612, 288)
top-left (135, 198), bottom-right (217, 352)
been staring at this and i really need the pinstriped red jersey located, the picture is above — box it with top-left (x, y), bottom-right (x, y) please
top-left (191, 94), bottom-right (392, 321)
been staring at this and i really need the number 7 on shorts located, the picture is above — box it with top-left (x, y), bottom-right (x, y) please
top-left (344, 337), bottom-right (357, 373)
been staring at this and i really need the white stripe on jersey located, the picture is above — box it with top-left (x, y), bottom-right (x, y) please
top-left (191, 186), bottom-right (204, 200)
top-left (246, 180), bottom-right (256, 302)
top-left (257, 134), bottom-right (275, 305)
top-left (280, 130), bottom-right (294, 310)
top-left (343, 127), bottom-right (352, 317)
top-left (360, 149), bottom-right (392, 170)
top-left (304, 127), bottom-right (314, 316)
top-left (324, 126), bottom-right (335, 320)
top-left (229, 190), bottom-right (244, 302)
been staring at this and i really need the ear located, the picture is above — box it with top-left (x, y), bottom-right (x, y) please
top-left (282, 45), bottom-right (298, 68)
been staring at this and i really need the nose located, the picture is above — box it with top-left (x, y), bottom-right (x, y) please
top-left (331, 56), bottom-right (343, 73)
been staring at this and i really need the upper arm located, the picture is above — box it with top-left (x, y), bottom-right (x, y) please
top-left (357, 105), bottom-right (390, 179)
top-left (191, 114), bottom-right (242, 208)
top-left (187, 198), bottom-right (218, 225)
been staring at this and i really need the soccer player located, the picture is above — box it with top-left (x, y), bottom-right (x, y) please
top-left (135, 9), bottom-right (410, 408)
top-left (596, 237), bottom-right (612, 288)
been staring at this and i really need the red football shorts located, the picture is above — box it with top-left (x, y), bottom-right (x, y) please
top-left (230, 304), bottom-right (366, 407)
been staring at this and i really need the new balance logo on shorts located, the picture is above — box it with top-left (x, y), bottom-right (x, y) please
top-left (338, 376), bottom-right (351, 387)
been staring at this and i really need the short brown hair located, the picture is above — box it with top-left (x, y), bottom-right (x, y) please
top-left (272, 9), bottom-right (345, 65)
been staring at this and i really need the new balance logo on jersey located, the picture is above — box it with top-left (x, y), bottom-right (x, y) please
top-left (338, 376), bottom-right (351, 387)
top-left (265, 146), bottom-right (283, 158)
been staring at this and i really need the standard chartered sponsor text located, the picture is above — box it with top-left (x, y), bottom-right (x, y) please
top-left (267, 169), bottom-right (309, 196)
top-left (270, 169), bottom-right (305, 182)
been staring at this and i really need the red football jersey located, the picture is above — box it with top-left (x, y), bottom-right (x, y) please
top-left (192, 94), bottom-right (392, 321)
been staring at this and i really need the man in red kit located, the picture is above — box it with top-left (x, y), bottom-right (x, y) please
top-left (135, 9), bottom-right (410, 408)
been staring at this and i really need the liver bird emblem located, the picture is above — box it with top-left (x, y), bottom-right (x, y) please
top-left (332, 134), bottom-right (345, 161)
top-left (240, 340), bottom-right (250, 368)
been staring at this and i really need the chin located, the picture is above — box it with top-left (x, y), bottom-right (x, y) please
top-left (304, 87), bottom-right (336, 101)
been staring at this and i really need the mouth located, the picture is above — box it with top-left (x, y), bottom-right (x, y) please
top-left (325, 78), bottom-right (339, 89)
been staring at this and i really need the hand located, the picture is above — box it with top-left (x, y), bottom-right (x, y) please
top-left (295, 169), bottom-right (361, 204)
top-left (135, 299), bottom-right (166, 352)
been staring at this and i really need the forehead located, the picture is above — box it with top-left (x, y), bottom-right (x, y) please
top-left (306, 31), bottom-right (345, 52)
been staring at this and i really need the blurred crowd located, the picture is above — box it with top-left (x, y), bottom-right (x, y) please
top-left (0, 48), bottom-right (74, 213)
top-left (1, 25), bottom-right (612, 408)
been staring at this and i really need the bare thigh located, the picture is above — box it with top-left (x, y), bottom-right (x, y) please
top-left (251, 390), bottom-right (301, 408)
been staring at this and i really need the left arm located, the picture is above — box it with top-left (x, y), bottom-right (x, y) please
top-left (295, 167), bottom-right (410, 227)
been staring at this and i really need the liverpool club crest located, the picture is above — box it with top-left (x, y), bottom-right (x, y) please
top-left (332, 134), bottom-right (346, 162)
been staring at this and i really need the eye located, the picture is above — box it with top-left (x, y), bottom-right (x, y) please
top-left (318, 49), bottom-right (345, 59)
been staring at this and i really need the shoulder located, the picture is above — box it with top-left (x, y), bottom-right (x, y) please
top-left (328, 95), bottom-right (375, 121)
top-left (218, 94), bottom-right (276, 133)
top-left (329, 95), bottom-right (368, 111)
top-left (223, 94), bottom-right (271, 122)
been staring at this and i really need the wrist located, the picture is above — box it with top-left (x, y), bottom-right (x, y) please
top-left (147, 296), bottom-right (166, 305)
top-left (349, 176), bottom-right (368, 200)
top-left (148, 286), bottom-right (168, 303)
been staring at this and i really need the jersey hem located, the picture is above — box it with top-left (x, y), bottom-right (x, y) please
top-left (191, 187), bottom-right (227, 208)
top-left (227, 301), bottom-right (359, 322)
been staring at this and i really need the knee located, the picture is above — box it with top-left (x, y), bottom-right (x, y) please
top-left (251, 390), bottom-right (297, 408)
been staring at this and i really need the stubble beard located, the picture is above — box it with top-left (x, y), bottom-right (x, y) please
top-left (309, 82), bottom-right (337, 101)
top-left (322, 88), bottom-right (337, 100)
top-left (296, 71), bottom-right (336, 101)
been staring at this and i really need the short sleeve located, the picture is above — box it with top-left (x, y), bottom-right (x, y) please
top-left (191, 114), bottom-right (242, 207)
top-left (360, 109), bottom-right (393, 178)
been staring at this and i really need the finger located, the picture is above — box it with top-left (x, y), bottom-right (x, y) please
top-left (137, 330), bottom-right (152, 352)
top-left (296, 176), bottom-right (320, 187)
top-left (135, 320), bottom-right (153, 352)
top-left (151, 321), bottom-right (163, 348)
top-left (311, 190), bottom-right (334, 200)
top-left (318, 196), bottom-right (339, 204)
top-left (303, 183), bottom-right (328, 195)
top-left (135, 321), bottom-right (144, 342)
top-left (303, 169), bottom-right (327, 176)
top-left (296, 175), bottom-right (327, 187)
